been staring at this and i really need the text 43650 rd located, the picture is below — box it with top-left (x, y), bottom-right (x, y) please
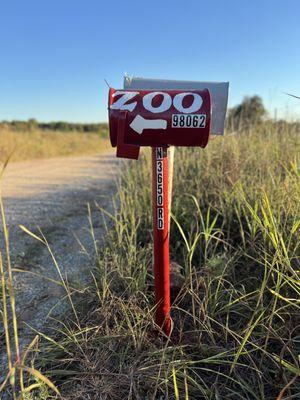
top-left (156, 147), bottom-right (164, 230)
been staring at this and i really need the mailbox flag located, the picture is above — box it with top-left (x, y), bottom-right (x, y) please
top-left (124, 77), bottom-right (229, 136)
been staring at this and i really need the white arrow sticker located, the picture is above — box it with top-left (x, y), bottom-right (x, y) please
top-left (130, 115), bottom-right (167, 134)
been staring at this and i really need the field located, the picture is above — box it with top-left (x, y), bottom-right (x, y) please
top-left (0, 121), bottom-right (299, 399)
top-left (0, 125), bottom-right (109, 162)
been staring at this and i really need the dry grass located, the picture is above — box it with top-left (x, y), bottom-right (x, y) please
top-left (1, 121), bottom-right (299, 399)
top-left (0, 126), bottom-right (110, 162)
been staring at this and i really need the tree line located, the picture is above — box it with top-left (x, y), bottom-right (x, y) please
top-left (227, 95), bottom-right (300, 132)
top-left (0, 119), bottom-right (108, 133)
top-left (1, 96), bottom-right (299, 134)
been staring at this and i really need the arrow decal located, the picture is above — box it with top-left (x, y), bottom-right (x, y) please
top-left (130, 115), bottom-right (167, 134)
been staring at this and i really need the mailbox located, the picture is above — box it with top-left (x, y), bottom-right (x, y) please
top-left (106, 77), bottom-right (229, 335)
top-left (108, 88), bottom-right (212, 159)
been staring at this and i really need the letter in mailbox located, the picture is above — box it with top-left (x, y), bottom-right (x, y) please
top-left (108, 88), bottom-right (212, 159)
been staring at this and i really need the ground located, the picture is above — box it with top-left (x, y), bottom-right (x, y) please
top-left (0, 152), bottom-right (119, 377)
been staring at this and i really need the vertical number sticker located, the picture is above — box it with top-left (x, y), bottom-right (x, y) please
top-left (156, 147), bottom-right (164, 230)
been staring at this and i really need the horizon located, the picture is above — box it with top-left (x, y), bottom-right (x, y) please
top-left (1, 92), bottom-right (299, 125)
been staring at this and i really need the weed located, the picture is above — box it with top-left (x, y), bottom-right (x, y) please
top-left (1, 122), bottom-right (299, 399)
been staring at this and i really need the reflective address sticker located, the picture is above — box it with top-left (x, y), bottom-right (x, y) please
top-left (172, 114), bottom-right (206, 128)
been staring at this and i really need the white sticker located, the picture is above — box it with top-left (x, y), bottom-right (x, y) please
top-left (157, 207), bottom-right (164, 230)
top-left (130, 115), bottom-right (167, 134)
top-left (110, 91), bottom-right (139, 112)
top-left (173, 92), bottom-right (203, 114)
top-left (172, 114), bottom-right (206, 128)
top-left (143, 92), bottom-right (172, 114)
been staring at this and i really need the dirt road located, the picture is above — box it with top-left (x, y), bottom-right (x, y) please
top-left (0, 152), bottom-right (120, 378)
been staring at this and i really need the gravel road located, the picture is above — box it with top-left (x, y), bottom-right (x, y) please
top-left (0, 152), bottom-right (120, 381)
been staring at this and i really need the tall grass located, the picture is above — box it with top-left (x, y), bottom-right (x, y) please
top-left (0, 126), bottom-right (109, 162)
top-left (0, 199), bottom-right (61, 399)
top-left (1, 121), bottom-right (299, 399)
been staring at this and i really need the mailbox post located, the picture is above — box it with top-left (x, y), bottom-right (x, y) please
top-left (108, 78), bottom-right (229, 335)
top-left (152, 146), bottom-right (171, 333)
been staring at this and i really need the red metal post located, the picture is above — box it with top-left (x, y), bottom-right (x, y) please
top-left (152, 146), bottom-right (171, 335)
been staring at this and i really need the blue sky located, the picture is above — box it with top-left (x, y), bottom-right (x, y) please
top-left (0, 0), bottom-right (300, 122)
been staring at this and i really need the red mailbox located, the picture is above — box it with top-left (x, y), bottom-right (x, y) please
top-left (106, 79), bottom-right (228, 336)
top-left (108, 88), bottom-right (212, 159)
